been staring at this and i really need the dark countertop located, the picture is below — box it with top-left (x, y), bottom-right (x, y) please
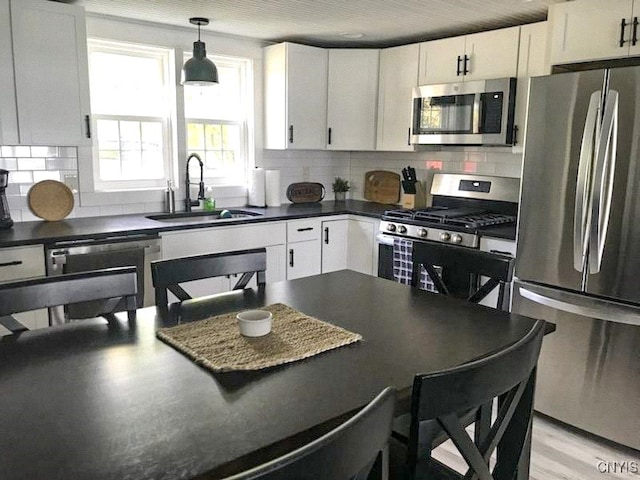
top-left (0, 200), bottom-right (516, 248)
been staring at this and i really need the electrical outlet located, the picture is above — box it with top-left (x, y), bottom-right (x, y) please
top-left (302, 166), bottom-right (310, 181)
top-left (63, 174), bottom-right (79, 194)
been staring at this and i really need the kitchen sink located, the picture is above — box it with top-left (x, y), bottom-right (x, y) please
top-left (146, 209), bottom-right (263, 223)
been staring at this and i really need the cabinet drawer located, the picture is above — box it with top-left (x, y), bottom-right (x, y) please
top-left (287, 219), bottom-right (322, 243)
top-left (0, 245), bottom-right (45, 282)
top-left (479, 237), bottom-right (516, 256)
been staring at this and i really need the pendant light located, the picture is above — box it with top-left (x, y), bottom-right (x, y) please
top-left (181, 17), bottom-right (218, 86)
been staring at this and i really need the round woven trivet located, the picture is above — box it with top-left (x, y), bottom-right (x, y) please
top-left (28, 180), bottom-right (74, 221)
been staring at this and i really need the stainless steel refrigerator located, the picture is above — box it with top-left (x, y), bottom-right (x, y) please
top-left (513, 66), bottom-right (640, 451)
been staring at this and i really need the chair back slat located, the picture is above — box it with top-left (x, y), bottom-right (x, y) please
top-left (0, 267), bottom-right (138, 316)
top-left (227, 387), bottom-right (396, 480)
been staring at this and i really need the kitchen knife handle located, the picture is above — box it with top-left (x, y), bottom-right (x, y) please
top-left (456, 55), bottom-right (462, 76)
top-left (328, 127), bottom-right (332, 145)
top-left (633, 17), bottom-right (638, 45)
top-left (0, 260), bottom-right (22, 268)
top-left (620, 18), bottom-right (628, 47)
top-left (84, 115), bottom-right (91, 139)
top-left (289, 248), bottom-right (294, 267)
top-left (288, 125), bottom-right (294, 144)
top-left (324, 227), bottom-right (329, 244)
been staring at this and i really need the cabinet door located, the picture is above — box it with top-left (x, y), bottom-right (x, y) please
top-left (287, 240), bottom-right (321, 280)
top-left (464, 27), bottom-right (519, 81)
top-left (326, 49), bottom-right (379, 150)
top-left (11, 0), bottom-right (91, 145)
top-left (515, 22), bottom-right (550, 148)
top-left (549, 0), bottom-right (633, 65)
top-left (418, 36), bottom-right (466, 85)
top-left (321, 219), bottom-right (349, 273)
top-left (376, 44), bottom-right (419, 152)
top-left (347, 219), bottom-right (375, 275)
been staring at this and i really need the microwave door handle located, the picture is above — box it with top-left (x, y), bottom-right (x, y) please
top-left (589, 90), bottom-right (619, 274)
top-left (573, 91), bottom-right (600, 272)
top-left (473, 93), bottom-right (482, 134)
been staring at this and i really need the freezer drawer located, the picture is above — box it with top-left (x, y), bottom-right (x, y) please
top-left (512, 280), bottom-right (640, 451)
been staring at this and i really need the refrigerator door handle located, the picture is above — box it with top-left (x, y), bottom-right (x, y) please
top-left (589, 90), bottom-right (619, 274)
top-left (518, 283), bottom-right (640, 327)
top-left (573, 91), bottom-right (601, 272)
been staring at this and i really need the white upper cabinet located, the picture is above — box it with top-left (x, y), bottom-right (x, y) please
top-left (264, 42), bottom-right (328, 150)
top-left (9, 0), bottom-right (91, 146)
top-left (515, 22), bottom-right (550, 147)
top-left (326, 49), bottom-right (379, 151)
top-left (376, 43), bottom-right (419, 152)
top-left (419, 27), bottom-right (519, 85)
top-left (418, 35), bottom-right (466, 85)
top-left (549, 0), bottom-right (638, 65)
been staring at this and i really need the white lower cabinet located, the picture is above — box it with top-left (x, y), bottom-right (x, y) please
top-left (0, 244), bottom-right (48, 335)
top-left (321, 217), bottom-right (378, 276)
top-left (160, 222), bottom-right (287, 299)
top-left (321, 219), bottom-right (349, 273)
top-left (286, 218), bottom-right (322, 280)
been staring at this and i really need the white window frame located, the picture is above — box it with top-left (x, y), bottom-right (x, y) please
top-left (88, 39), bottom-right (175, 191)
top-left (184, 54), bottom-right (254, 186)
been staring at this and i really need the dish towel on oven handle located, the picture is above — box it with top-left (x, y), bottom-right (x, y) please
top-left (392, 237), bottom-right (438, 293)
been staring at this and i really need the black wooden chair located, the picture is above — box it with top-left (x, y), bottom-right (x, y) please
top-left (0, 267), bottom-right (138, 333)
top-left (391, 319), bottom-right (546, 480)
top-left (151, 248), bottom-right (267, 314)
top-left (411, 242), bottom-right (515, 311)
top-left (225, 387), bottom-right (396, 480)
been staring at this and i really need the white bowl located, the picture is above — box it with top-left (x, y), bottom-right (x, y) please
top-left (237, 310), bottom-right (273, 337)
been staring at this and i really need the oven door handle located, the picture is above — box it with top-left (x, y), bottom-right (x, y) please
top-left (376, 233), bottom-right (395, 246)
top-left (473, 93), bottom-right (482, 134)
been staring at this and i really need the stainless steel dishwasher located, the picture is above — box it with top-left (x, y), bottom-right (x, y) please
top-left (45, 234), bottom-right (161, 324)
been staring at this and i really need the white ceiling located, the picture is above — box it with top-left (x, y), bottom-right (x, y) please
top-left (63, 0), bottom-right (565, 47)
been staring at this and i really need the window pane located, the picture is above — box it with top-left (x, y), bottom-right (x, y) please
top-left (205, 124), bottom-right (222, 150)
top-left (222, 124), bottom-right (240, 150)
top-left (184, 62), bottom-right (243, 120)
top-left (96, 120), bottom-right (119, 150)
top-left (120, 121), bottom-right (141, 151)
top-left (205, 151), bottom-right (222, 170)
top-left (141, 122), bottom-right (163, 152)
top-left (187, 123), bottom-right (205, 150)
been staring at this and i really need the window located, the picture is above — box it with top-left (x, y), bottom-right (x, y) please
top-left (88, 40), bottom-right (173, 190)
top-left (184, 55), bottom-right (253, 185)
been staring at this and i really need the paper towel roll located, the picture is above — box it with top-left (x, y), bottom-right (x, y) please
top-left (265, 170), bottom-right (282, 207)
top-left (248, 168), bottom-right (266, 207)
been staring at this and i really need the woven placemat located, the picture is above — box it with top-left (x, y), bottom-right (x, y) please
top-left (156, 303), bottom-right (362, 372)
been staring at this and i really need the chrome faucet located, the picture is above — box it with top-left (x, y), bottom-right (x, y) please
top-left (185, 153), bottom-right (205, 212)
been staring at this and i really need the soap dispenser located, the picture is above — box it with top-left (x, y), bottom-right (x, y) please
top-left (204, 186), bottom-right (215, 211)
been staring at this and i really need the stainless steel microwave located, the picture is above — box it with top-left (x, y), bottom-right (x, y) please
top-left (411, 77), bottom-right (517, 146)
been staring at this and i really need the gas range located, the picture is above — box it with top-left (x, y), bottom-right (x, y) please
top-left (379, 174), bottom-right (520, 248)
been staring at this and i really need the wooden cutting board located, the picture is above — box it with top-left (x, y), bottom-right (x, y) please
top-left (364, 171), bottom-right (401, 204)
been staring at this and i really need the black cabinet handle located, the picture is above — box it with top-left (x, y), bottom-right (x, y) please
top-left (633, 17), bottom-right (639, 46)
top-left (297, 227), bottom-right (313, 232)
top-left (513, 125), bottom-right (519, 146)
top-left (328, 127), bottom-right (332, 145)
top-left (407, 127), bottom-right (411, 146)
top-left (490, 250), bottom-right (513, 256)
top-left (463, 55), bottom-right (470, 75)
top-left (84, 115), bottom-right (91, 139)
top-left (289, 125), bottom-right (294, 143)
top-left (456, 55), bottom-right (462, 76)
top-left (324, 227), bottom-right (329, 244)
top-left (0, 260), bottom-right (22, 268)
top-left (620, 18), bottom-right (628, 47)
top-left (289, 249), bottom-right (294, 267)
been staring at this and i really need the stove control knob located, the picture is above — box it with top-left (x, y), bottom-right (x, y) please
top-left (386, 224), bottom-right (396, 232)
top-left (440, 232), bottom-right (451, 242)
top-left (397, 225), bottom-right (407, 234)
top-left (451, 234), bottom-right (463, 244)
top-left (417, 228), bottom-right (428, 238)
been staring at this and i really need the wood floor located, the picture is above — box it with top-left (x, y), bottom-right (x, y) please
top-left (429, 413), bottom-right (640, 480)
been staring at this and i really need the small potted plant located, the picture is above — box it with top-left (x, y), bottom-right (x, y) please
top-left (332, 177), bottom-right (350, 201)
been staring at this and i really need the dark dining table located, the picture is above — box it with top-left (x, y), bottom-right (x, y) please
top-left (0, 271), bottom-right (548, 480)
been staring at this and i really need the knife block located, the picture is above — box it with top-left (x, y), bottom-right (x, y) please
top-left (402, 182), bottom-right (426, 209)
